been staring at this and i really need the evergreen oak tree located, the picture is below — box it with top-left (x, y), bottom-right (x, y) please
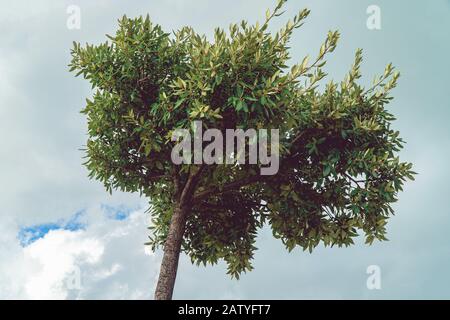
top-left (70, 0), bottom-right (415, 300)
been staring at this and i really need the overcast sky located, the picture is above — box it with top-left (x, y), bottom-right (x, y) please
top-left (0, 0), bottom-right (449, 299)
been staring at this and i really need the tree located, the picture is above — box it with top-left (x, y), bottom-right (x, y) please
top-left (70, 0), bottom-right (415, 300)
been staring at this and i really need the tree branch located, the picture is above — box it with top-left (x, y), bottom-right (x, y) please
top-left (179, 165), bottom-right (205, 205)
top-left (192, 174), bottom-right (265, 204)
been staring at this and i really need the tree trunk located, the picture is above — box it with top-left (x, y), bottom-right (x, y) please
top-left (154, 203), bottom-right (189, 300)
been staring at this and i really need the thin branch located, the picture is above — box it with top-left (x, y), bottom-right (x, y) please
top-left (179, 165), bottom-right (206, 205)
top-left (172, 167), bottom-right (181, 200)
top-left (192, 174), bottom-right (265, 204)
top-left (344, 173), bottom-right (363, 188)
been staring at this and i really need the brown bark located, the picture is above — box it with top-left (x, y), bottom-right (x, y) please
top-left (154, 166), bottom-right (204, 300)
top-left (154, 203), bottom-right (189, 300)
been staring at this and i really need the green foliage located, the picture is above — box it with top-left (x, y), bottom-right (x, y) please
top-left (70, 1), bottom-right (415, 279)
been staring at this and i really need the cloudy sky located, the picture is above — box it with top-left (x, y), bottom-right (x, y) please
top-left (0, 0), bottom-right (449, 299)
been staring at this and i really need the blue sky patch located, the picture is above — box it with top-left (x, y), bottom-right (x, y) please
top-left (17, 210), bottom-right (86, 247)
top-left (101, 204), bottom-right (136, 221)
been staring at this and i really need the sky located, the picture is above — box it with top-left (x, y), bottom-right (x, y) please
top-left (0, 0), bottom-right (449, 299)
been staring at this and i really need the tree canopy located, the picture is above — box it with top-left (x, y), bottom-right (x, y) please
top-left (70, 0), bottom-right (415, 280)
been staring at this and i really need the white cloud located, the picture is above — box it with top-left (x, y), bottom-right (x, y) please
top-left (24, 230), bottom-right (104, 299)
top-left (0, 0), bottom-right (449, 300)
top-left (0, 208), bottom-right (160, 300)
